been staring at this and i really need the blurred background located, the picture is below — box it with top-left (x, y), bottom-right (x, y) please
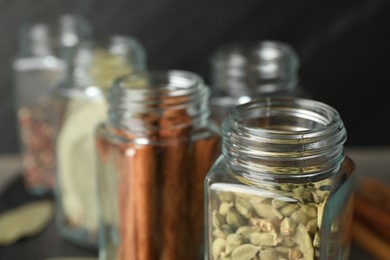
top-left (1, 0), bottom-right (390, 153)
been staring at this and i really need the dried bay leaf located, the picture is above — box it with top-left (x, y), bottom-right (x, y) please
top-left (0, 200), bottom-right (53, 245)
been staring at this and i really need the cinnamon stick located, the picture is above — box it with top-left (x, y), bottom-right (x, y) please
top-left (159, 107), bottom-right (192, 260)
top-left (352, 218), bottom-right (390, 260)
top-left (132, 145), bottom-right (157, 260)
top-left (359, 177), bottom-right (390, 214)
top-left (116, 130), bottom-right (158, 260)
top-left (189, 134), bottom-right (220, 258)
top-left (354, 177), bottom-right (390, 241)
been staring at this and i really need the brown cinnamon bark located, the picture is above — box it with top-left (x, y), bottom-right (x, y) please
top-left (354, 193), bottom-right (390, 241)
top-left (159, 107), bottom-right (192, 260)
top-left (353, 177), bottom-right (390, 241)
top-left (188, 134), bottom-right (220, 258)
top-left (352, 218), bottom-right (390, 260)
top-left (115, 131), bottom-right (158, 260)
top-left (96, 97), bottom-right (219, 259)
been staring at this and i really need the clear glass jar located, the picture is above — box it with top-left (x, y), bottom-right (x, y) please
top-left (53, 35), bottom-right (146, 248)
top-left (205, 97), bottom-right (355, 260)
top-left (13, 14), bottom-right (92, 195)
top-left (209, 40), bottom-right (306, 124)
top-left (96, 70), bottom-right (220, 260)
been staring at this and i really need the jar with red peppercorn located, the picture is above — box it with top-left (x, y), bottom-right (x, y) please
top-left (13, 14), bottom-right (92, 195)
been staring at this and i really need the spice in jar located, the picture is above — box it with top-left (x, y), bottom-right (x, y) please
top-left (96, 70), bottom-right (221, 260)
top-left (54, 36), bottom-right (145, 248)
top-left (205, 97), bottom-right (355, 260)
top-left (17, 97), bottom-right (56, 193)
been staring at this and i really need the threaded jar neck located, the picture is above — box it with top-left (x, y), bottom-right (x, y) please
top-left (222, 97), bottom-right (347, 179)
top-left (108, 70), bottom-right (211, 134)
top-left (211, 40), bottom-right (299, 97)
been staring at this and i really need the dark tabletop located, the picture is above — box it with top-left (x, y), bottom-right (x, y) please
top-left (0, 174), bottom-right (375, 260)
top-left (0, 176), bottom-right (97, 260)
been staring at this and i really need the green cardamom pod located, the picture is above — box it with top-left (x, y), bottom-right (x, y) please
top-left (305, 218), bottom-right (317, 233)
top-left (218, 192), bottom-right (235, 203)
top-left (221, 224), bottom-right (234, 236)
top-left (213, 211), bottom-right (226, 228)
top-left (249, 232), bottom-right (277, 246)
top-left (212, 238), bottom-right (226, 260)
top-left (235, 197), bottom-right (253, 219)
top-left (272, 199), bottom-right (288, 209)
top-left (231, 244), bottom-right (260, 260)
top-left (288, 247), bottom-right (304, 260)
top-left (250, 202), bottom-right (283, 219)
top-left (219, 202), bottom-right (234, 216)
top-left (235, 225), bottom-right (260, 240)
top-left (290, 208), bottom-right (309, 224)
top-left (226, 209), bottom-right (246, 229)
top-left (317, 202), bottom-right (326, 228)
top-left (301, 205), bottom-right (317, 218)
top-left (225, 233), bottom-right (244, 256)
top-left (259, 248), bottom-right (280, 259)
top-left (291, 224), bottom-right (314, 260)
top-left (280, 217), bottom-right (297, 236)
top-left (275, 246), bottom-right (290, 256)
top-left (282, 237), bottom-right (296, 248)
top-left (213, 228), bottom-right (228, 239)
top-left (313, 232), bottom-right (320, 248)
top-left (279, 204), bottom-right (299, 217)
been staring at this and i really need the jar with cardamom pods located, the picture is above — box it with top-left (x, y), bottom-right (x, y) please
top-left (95, 70), bottom-right (220, 260)
top-left (209, 40), bottom-right (308, 125)
top-left (53, 35), bottom-right (146, 248)
top-left (205, 97), bottom-right (355, 260)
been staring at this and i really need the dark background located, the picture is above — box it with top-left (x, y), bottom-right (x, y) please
top-left (1, 0), bottom-right (390, 153)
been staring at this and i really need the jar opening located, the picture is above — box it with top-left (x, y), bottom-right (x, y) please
top-left (222, 97), bottom-right (347, 178)
top-left (108, 70), bottom-right (211, 133)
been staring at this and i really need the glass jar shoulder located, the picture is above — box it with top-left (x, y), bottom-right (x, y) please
top-left (205, 155), bottom-right (354, 203)
top-left (96, 120), bottom-right (221, 146)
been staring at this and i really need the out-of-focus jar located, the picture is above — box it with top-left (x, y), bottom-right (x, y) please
top-left (95, 70), bottom-right (220, 260)
top-left (53, 35), bottom-right (146, 248)
top-left (209, 40), bottom-right (306, 125)
top-left (205, 97), bottom-right (355, 260)
top-left (13, 14), bottom-right (92, 196)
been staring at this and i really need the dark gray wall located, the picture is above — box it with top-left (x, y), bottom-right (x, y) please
top-left (1, 0), bottom-right (390, 153)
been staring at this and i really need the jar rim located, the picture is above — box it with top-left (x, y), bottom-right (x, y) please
top-left (222, 97), bottom-right (347, 177)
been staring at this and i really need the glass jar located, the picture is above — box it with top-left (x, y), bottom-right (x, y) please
top-left (209, 40), bottom-right (306, 124)
top-left (205, 97), bottom-right (355, 260)
top-left (13, 14), bottom-right (92, 195)
top-left (95, 70), bottom-right (220, 260)
top-left (53, 35), bottom-right (146, 248)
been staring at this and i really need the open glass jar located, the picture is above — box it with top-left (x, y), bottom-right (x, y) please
top-left (13, 14), bottom-right (92, 195)
top-left (95, 70), bottom-right (220, 260)
top-left (209, 40), bottom-right (306, 125)
top-left (53, 35), bottom-right (146, 248)
top-left (205, 97), bottom-right (355, 260)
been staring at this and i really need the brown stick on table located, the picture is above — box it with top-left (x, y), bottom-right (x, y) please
top-left (360, 177), bottom-right (390, 214)
top-left (352, 218), bottom-right (390, 260)
top-left (354, 177), bottom-right (390, 241)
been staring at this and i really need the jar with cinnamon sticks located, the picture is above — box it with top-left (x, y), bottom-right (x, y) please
top-left (204, 97), bottom-right (355, 260)
top-left (95, 70), bottom-right (220, 260)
